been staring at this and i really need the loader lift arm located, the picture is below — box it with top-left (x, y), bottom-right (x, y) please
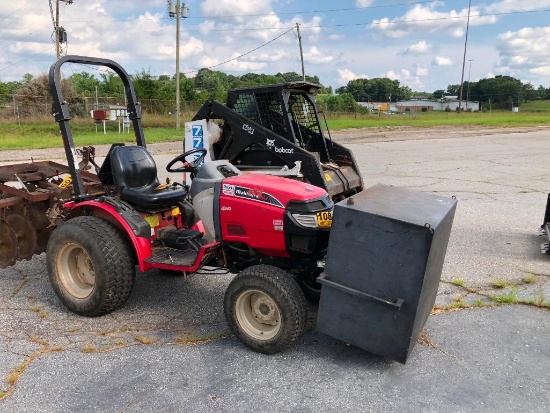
top-left (193, 99), bottom-right (328, 190)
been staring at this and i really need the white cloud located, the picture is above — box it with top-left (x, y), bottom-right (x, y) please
top-left (199, 20), bottom-right (216, 35)
top-left (382, 69), bottom-right (425, 90)
top-left (416, 66), bottom-right (429, 76)
top-left (200, 0), bottom-right (272, 21)
top-left (248, 50), bottom-right (290, 63)
top-left (496, 26), bottom-right (550, 77)
top-left (485, 0), bottom-right (550, 13)
top-left (370, 4), bottom-right (497, 38)
top-left (198, 0), bottom-right (323, 44)
top-left (329, 34), bottom-right (345, 40)
top-left (304, 47), bottom-right (334, 65)
top-left (337, 69), bottom-right (368, 85)
top-left (402, 40), bottom-right (432, 55)
top-left (197, 54), bottom-right (267, 73)
top-left (530, 66), bottom-right (550, 76)
top-left (433, 56), bottom-right (454, 66)
top-left (355, 0), bottom-right (374, 7)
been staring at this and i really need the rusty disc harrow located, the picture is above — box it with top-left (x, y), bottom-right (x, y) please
top-left (24, 205), bottom-right (53, 253)
top-left (5, 213), bottom-right (37, 261)
top-left (0, 219), bottom-right (18, 268)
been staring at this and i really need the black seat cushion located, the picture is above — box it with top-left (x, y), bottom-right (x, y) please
top-left (110, 146), bottom-right (186, 210)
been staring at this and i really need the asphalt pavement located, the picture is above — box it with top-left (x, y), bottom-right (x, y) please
top-left (1, 127), bottom-right (549, 412)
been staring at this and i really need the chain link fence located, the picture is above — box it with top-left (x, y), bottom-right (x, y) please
top-left (0, 94), bottom-right (202, 122)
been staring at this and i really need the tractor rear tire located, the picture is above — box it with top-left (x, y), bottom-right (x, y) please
top-left (224, 264), bottom-right (307, 354)
top-left (46, 216), bottom-right (136, 317)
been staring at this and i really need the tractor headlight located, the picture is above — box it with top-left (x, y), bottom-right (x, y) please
top-left (291, 213), bottom-right (318, 228)
top-left (291, 209), bottom-right (333, 229)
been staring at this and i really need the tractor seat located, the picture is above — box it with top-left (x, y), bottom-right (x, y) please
top-left (110, 146), bottom-right (186, 210)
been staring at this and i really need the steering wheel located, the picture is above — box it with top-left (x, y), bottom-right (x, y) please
top-left (166, 148), bottom-right (208, 173)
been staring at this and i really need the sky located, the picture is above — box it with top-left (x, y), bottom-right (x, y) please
top-left (1, 0), bottom-right (550, 93)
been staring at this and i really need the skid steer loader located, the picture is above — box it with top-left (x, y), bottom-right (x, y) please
top-left (188, 83), bottom-right (363, 201)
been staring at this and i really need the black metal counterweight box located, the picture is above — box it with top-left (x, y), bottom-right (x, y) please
top-left (316, 184), bottom-right (457, 363)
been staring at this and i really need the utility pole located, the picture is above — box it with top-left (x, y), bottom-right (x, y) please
top-left (466, 59), bottom-right (473, 110)
top-left (55, 0), bottom-right (60, 58)
top-left (49, 0), bottom-right (73, 59)
top-left (175, 2), bottom-right (181, 129)
top-left (296, 23), bottom-right (305, 81)
top-left (168, 1), bottom-right (189, 130)
top-left (458, 0), bottom-right (472, 112)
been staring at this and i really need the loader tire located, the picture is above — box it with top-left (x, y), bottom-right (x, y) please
top-left (224, 265), bottom-right (307, 354)
top-left (46, 216), bottom-right (136, 317)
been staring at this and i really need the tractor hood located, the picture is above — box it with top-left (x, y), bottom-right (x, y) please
top-left (221, 174), bottom-right (328, 208)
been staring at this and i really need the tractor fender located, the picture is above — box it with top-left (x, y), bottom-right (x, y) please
top-left (67, 201), bottom-right (152, 271)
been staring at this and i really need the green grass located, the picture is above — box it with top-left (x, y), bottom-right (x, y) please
top-left (491, 279), bottom-right (509, 289)
top-left (325, 110), bottom-right (550, 130)
top-left (490, 287), bottom-right (519, 304)
top-left (0, 114), bottom-right (184, 150)
top-left (451, 278), bottom-right (465, 287)
top-left (520, 100), bottom-right (550, 111)
top-left (2, 108), bottom-right (550, 150)
top-left (473, 298), bottom-right (487, 307)
top-left (523, 273), bottom-right (536, 284)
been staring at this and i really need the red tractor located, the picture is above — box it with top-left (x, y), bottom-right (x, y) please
top-left (46, 56), bottom-right (333, 354)
top-left (46, 56), bottom-right (457, 363)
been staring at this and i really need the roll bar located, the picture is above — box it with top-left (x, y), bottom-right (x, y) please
top-left (48, 55), bottom-right (146, 198)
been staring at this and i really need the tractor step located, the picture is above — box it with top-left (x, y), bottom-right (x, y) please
top-left (146, 246), bottom-right (199, 267)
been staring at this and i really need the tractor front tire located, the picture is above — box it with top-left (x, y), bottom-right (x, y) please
top-left (46, 216), bottom-right (135, 317)
top-left (224, 265), bottom-right (307, 354)
top-left (297, 275), bottom-right (322, 303)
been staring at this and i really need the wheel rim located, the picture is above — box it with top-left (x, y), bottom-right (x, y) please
top-left (235, 289), bottom-right (282, 341)
top-left (56, 242), bottom-right (95, 299)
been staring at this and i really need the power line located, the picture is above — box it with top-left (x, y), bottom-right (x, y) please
top-left (180, 0), bottom-right (439, 19)
top-left (0, 21), bottom-right (53, 49)
top-left (0, 44), bottom-right (55, 73)
top-left (57, 8), bottom-right (550, 32)
top-left (182, 28), bottom-right (294, 75)
top-left (56, 1), bottom-right (439, 23)
top-left (301, 9), bottom-right (550, 30)
top-left (32, 28), bottom-right (295, 80)
top-left (0, 0), bottom-right (35, 26)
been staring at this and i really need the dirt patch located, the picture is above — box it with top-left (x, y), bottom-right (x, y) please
top-left (332, 125), bottom-right (550, 144)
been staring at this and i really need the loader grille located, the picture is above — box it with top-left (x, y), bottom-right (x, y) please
top-left (289, 94), bottom-right (320, 134)
top-left (232, 91), bottom-right (290, 138)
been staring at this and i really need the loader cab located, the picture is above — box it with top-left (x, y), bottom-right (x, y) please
top-left (226, 82), bottom-right (331, 163)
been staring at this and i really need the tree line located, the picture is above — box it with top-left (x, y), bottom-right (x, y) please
top-left (0, 68), bottom-right (331, 104)
top-left (2, 67), bottom-right (550, 118)
top-left (434, 76), bottom-right (550, 109)
top-left (334, 75), bottom-right (550, 111)
top-left (0, 68), bottom-right (335, 118)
